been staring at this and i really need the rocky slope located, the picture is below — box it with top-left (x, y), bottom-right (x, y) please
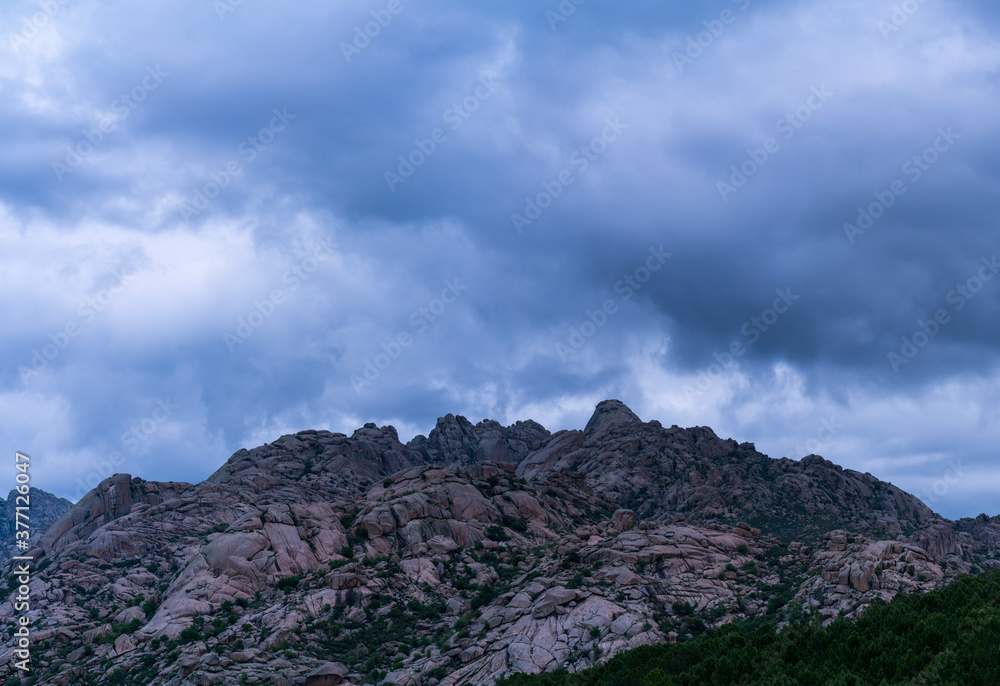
top-left (519, 400), bottom-right (938, 541)
top-left (407, 415), bottom-right (549, 467)
top-left (0, 488), bottom-right (73, 563)
top-left (0, 401), bottom-right (997, 686)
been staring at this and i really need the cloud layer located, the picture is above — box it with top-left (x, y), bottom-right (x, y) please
top-left (1, 0), bottom-right (998, 518)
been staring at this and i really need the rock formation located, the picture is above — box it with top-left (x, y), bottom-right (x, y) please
top-left (0, 487), bottom-right (73, 563)
top-left (0, 400), bottom-right (996, 685)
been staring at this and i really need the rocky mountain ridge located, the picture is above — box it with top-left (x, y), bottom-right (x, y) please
top-left (1, 400), bottom-right (997, 686)
top-left (0, 487), bottom-right (73, 564)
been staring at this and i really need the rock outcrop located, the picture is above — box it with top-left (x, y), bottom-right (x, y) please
top-left (0, 487), bottom-right (72, 562)
top-left (518, 405), bottom-right (936, 542)
top-left (0, 400), bottom-right (995, 686)
top-left (408, 415), bottom-right (550, 467)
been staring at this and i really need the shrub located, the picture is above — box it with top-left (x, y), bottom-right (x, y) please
top-left (486, 525), bottom-right (510, 542)
top-left (178, 626), bottom-right (201, 643)
top-left (276, 575), bottom-right (303, 593)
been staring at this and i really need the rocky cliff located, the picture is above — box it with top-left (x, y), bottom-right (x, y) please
top-left (519, 400), bottom-right (937, 541)
top-left (1, 401), bottom-right (997, 686)
top-left (0, 488), bottom-right (73, 563)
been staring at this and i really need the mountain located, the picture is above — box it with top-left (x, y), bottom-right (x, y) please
top-left (0, 401), bottom-right (997, 686)
top-left (495, 570), bottom-right (1000, 686)
top-left (0, 487), bottom-right (73, 563)
top-left (408, 415), bottom-right (550, 467)
top-left (519, 399), bottom-right (938, 542)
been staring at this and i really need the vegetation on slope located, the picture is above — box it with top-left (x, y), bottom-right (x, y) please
top-left (497, 570), bottom-right (1000, 686)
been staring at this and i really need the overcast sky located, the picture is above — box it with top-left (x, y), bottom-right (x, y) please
top-left (1, 0), bottom-right (998, 519)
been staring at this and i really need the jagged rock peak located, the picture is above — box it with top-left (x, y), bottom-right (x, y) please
top-left (584, 399), bottom-right (642, 433)
top-left (351, 422), bottom-right (399, 441)
top-left (0, 488), bottom-right (73, 564)
top-left (407, 413), bottom-right (550, 467)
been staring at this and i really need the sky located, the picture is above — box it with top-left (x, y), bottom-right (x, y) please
top-left (1, 0), bottom-right (998, 519)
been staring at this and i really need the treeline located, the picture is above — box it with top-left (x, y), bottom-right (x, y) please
top-left (497, 569), bottom-right (1000, 686)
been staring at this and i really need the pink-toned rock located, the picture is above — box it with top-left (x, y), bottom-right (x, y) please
top-left (113, 633), bottom-right (136, 656)
top-left (305, 662), bottom-right (348, 686)
top-left (203, 532), bottom-right (270, 578)
top-left (359, 506), bottom-right (397, 538)
top-left (445, 482), bottom-right (501, 522)
top-left (401, 557), bottom-right (440, 586)
top-left (502, 491), bottom-right (548, 522)
top-left (427, 535), bottom-right (459, 554)
top-left (544, 587), bottom-right (578, 606)
top-left (329, 573), bottom-right (359, 590)
top-left (83, 624), bottom-right (112, 644)
top-left (263, 523), bottom-right (318, 574)
top-left (611, 509), bottom-right (637, 532)
top-left (115, 606), bottom-right (146, 625)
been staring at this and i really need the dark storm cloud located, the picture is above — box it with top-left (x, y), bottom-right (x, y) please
top-left (1, 0), bottom-right (998, 519)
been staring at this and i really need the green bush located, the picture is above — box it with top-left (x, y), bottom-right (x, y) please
top-left (276, 575), bottom-right (303, 592)
top-left (497, 570), bottom-right (1000, 686)
top-left (178, 624), bottom-right (202, 643)
top-left (486, 525), bottom-right (510, 542)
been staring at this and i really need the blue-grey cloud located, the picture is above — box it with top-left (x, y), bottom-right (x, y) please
top-left (0, 0), bottom-right (998, 519)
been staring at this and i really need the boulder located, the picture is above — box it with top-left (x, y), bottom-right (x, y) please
top-left (460, 645), bottom-right (485, 663)
top-left (611, 509), bottom-right (637, 532)
top-left (427, 535), bottom-right (459, 554)
top-left (532, 601), bottom-right (555, 619)
top-left (329, 572), bottom-right (359, 590)
top-left (544, 587), bottom-right (577, 606)
top-left (114, 605), bottom-right (146, 625)
top-left (113, 633), bottom-right (136, 656)
top-left (306, 662), bottom-right (348, 686)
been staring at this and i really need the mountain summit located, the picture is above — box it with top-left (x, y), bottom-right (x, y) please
top-left (2, 401), bottom-right (998, 685)
top-left (583, 399), bottom-right (642, 434)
